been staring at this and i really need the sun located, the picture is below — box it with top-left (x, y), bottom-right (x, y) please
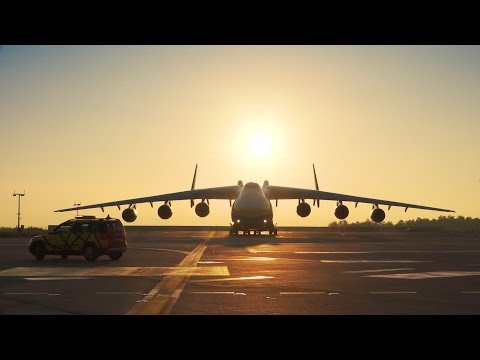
top-left (250, 133), bottom-right (272, 156)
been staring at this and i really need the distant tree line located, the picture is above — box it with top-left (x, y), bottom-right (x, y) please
top-left (328, 216), bottom-right (480, 233)
top-left (0, 226), bottom-right (46, 237)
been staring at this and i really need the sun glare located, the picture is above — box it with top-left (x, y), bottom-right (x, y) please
top-left (250, 133), bottom-right (272, 156)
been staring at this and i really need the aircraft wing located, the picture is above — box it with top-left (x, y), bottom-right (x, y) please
top-left (263, 185), bottom-right (454, 212)
top-left (55, 185), bottom-right (242, 212)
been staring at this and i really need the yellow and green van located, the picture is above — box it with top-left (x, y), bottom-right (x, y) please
top-left (29, 216), bottom-right (127, 261)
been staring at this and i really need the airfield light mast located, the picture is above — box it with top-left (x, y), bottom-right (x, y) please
top-left (13, 190), bottom-right (25, 232)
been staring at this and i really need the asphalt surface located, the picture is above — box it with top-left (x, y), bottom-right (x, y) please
top-left (1, 229), bottom-right (480, 315)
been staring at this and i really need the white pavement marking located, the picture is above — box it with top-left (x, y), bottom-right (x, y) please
top-left (4, 292), bottom-right (50, 295)
top-left (24, 277), bottom-right (93, 281)
top-left (366, 271), bottom-right (480, 279)
top-left (202, 257), bottom-right (276, 262)
top-left (250, 249), bottom-right (480, 254)
top-left (129, 247), bottom-right (191, 255)
top-left (297, 251), bottom-right (373, 254)
top-left (370, 291), bottom-right (417, 294)
top-left (189, 291), bottom-right (236, 295)
top-left (320, 260), bottom-right (428, 263)
top-left (247, 248), bottom-right (286, 254)
top-left (190, 275), bottom-right (273, 283)
top-left (280, 292), bottom-right (326, 295)
top-left (96, 292), bottom-right (144, 295)
top-left (0, 266), bottom-right (228, 277)
top-left (127, 232), bottom-right (215, 315)
top-left (344, 268), bottom-right (415, 274)
top-left (247, 247), bottom-right (314, 254)
top-left (461, 291), bottom-right (480, 294)
top-left (342, 250), bottom-right (480, 254)
top-left (388, 250), bottom-right (480, 253)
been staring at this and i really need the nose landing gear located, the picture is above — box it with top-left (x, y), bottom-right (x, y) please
top-left (268, 228), bottom-right (278, 236)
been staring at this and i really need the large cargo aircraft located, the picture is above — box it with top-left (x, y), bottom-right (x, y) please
top-left (56, 165), bottom-right (454, 235)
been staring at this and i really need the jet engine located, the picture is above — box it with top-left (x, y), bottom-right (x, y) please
top-left (122, 208), bottom-right (137, 223)
top-left (158, 204), bottom-right (172, 219)
top-left (195, 202), bottom-right (210, 217)
top-left (297, 202), bottom-right (311, 217)
top-left (334, 204), bottom-right (349, 219)
top-left (370, 208), bottom-right (386, 223)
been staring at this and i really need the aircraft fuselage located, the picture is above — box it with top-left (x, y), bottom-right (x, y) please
top-left (231, 182), bottom-right (273, 231)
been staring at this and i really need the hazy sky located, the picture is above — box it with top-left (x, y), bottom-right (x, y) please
top-left (0, 45), bottom-right (479, 228)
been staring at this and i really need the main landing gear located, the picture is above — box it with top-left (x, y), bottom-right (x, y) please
top-left (229, 226), bottom-right (277, 236)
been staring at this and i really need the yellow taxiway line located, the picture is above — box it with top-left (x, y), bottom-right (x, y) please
top-left (127, 231), bottom-right (216, 315)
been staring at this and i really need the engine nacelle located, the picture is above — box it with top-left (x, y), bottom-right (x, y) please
top-left (371, 208), bottom-right (386, 223)
top-left (122, 208), bottom-right (137, 223)
top-left (296, 202), bottom-right (311, 217)
top-left (195, 202), bottom-right (210, 217)
top-left (334, 204), bottom-right (349, 219)
top-left (158, 204), bottom-right (172, 219)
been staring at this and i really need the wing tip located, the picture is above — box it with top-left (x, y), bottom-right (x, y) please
top-left (54, 208), bottom-right (73, 213)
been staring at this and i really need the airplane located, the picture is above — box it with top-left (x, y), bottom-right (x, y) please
top-left (55, 164), bottom-right (455, 235)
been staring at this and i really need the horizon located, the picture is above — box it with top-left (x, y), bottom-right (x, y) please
top-left (1, 45), bottom-right (479, 228)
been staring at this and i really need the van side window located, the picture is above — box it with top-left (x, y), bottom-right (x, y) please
top-left (72, 222), bottom-right (94, 234)
top-left (71, 222), bottom-right (82, 233)
top-left (53, 220), bottom-right (74, 233)
top-left (99, 222), bottom-right (108, 232)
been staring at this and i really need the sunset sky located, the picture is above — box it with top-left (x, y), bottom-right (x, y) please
top-left (0, 45), bottom-right (478, 228)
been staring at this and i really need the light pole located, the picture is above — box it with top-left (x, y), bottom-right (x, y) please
top-left (74, 202), bottom-right (81, 217)
top-left (13, 190), bottom-right (25, 232)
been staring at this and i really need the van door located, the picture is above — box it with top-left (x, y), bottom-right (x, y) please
top-left (45, 220), bottom-right (75, 252)
top-left (70, 221), bottom-right (94, 252)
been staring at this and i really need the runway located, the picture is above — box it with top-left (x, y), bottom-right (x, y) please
top-left (1, 229), bottom-right (480, 314)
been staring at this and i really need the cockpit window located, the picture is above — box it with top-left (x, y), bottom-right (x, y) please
top-left (244, 182), bottom-right (260, 189)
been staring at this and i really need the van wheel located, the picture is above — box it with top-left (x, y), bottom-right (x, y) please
top-left (84, 244), bottom-right (99, 261)
top-left (108, 252), bottom-right (123, 261)
top-left (33, 243), bottom-right (45, 261)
